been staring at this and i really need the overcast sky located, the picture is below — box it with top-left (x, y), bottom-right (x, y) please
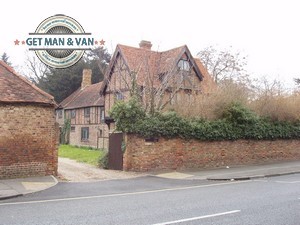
top-left (1, 0), bottom-right (299, 88)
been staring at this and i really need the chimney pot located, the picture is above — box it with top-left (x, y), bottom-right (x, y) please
top-left (139, 40), bottom-right (152, 50)
top-left (81, 69), bottom-right (92, 89)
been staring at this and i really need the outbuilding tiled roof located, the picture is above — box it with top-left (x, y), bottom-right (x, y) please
top-left (0, 61), bottom-right (56, 106)
top-left (59, 82), bottom-right (103, 109)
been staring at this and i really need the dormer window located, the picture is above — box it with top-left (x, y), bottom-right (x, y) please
top-left (178, 59), bottom-right (190, 71)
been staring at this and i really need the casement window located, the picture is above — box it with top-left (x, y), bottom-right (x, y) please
top-left (84, 107), bottom-right (90, 118)
top-left (178, 59), bottom-right (190, 71)
top-left (115, 92), bottom-right (124, 100)
top-left (71, 109), bottom-right (76, 118)
top-left (81, 127), bottom-right (89, 141)
top-left (57, 110), bottom-right (63, 119)
top-left (71, 126), bottom-right (75, 132)
top-left (100, 107), bottom-right (105, 123)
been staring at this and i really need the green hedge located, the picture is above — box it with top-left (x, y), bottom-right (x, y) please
top-left (110, 99), bottom-right (300, 141)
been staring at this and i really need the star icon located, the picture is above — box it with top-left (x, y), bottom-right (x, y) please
top-left (100, 39), bottom-right (105, 45)
top-left (14, 39), bottom-right (20, 45)
top-left (22, 40), bottom-right (26, 45)
top-left (95, 40), bottom-right (98, 45)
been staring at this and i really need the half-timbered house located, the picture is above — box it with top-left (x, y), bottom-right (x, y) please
top-left (56, 69), bottom-right (108, 149)
top-left (100, 40), bottom-right (215, 129)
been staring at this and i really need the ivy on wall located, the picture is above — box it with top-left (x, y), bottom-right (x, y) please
top-left (60, 118), bottom-right (71, 144)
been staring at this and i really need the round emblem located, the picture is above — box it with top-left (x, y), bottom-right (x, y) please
top-left (34, 14), bottom-right (85, 69)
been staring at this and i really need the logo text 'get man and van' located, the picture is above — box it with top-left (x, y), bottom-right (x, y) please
top-left (15, 14), bottom-right (104, 69)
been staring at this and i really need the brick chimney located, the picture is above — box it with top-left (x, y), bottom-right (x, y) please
top-left (81, 69), bottom-right (92, 89)
top-left (139, 40), bottom-right (152, 50)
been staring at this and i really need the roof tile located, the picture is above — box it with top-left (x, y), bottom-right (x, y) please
top-left (61, 82), bottom-right (104, 109)
top-left (0, 61), bottom-right (55, 105)
top-left (101, 42), bottom-right (216, 94)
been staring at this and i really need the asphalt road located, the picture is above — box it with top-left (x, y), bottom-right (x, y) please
top-left (0, 174), bottom-right (299, 225)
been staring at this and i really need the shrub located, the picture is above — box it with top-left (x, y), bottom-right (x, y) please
top-left (222, 102), bottom-right (259, 125)
top-left (111, 97), bottom-right (300, 141)
top-left (110, 97), bottom-right (145, 132)
top-left (98, 152), bottom-right (109, 169)
top-left (250, 94), bottom-right (300, 122)
top-left (170, 81), bottom-right (250, 120)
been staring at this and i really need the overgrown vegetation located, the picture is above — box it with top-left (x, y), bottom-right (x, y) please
top-left (59, 145), bottom-right (105, 166)
top-left (171, 81), bottom-right (251, 120)
top-left (170, 78), bottom-right (300, 122)
top-left (60, 119), bottom-right (71, 144)
top-left (109, 47), bottom-right (300, 141)
top-left (110, 98), bottom-right (300, 141)
top-left (98, 152), bottom-right (109, 169)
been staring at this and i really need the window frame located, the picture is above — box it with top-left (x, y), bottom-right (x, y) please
top-left (71, 109), bottom-right (76, 118)
top-left (100, 107), bottom-right (105, 123)
top-left (115, 92), bottom-right (124, 101)
top-left (81, 127), bottom-right (89, 141)
top-left (178, 59), bottom-right (190, 71)
top-left (84, 107), bottom-right (90, 118)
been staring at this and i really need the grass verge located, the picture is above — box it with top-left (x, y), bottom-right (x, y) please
top-left (58, 145), bottom-right (104, 166)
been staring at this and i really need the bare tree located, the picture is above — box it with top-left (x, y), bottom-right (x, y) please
top-left (249, 77), bottom-right (299, 121)
top-left (294, 78), bottom-right (300, 85)
top-left (23, 50), bottom-right (49, 84)
top-left (253, 77), bottom-right (287, 98)
top-left (197, 46), bottom-right (248, 84)
top-left (104, 50), bottom-right (202, 115)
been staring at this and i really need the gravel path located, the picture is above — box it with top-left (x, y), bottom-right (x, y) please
top-left (58, 157), bottom-right (144, 182)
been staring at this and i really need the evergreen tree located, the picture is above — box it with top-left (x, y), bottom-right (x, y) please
top-left (35, 47), bottom-right (110, 103)
top-left (1, 52), bottom-right (12, 66)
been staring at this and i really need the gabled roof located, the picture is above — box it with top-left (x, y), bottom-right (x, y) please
top-left (0, 61), bottom-right (56, 106)
top-left (100, 43), bottom-right (204, 94)
top-left (58, 88), bottom-right (81, 109)
top-left (58, 82), bottom-right (104, 110)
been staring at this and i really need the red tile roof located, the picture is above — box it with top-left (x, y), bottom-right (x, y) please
top-left (0, 61), bottom-right (56, 106)
top-left (58, 88), bottom-right (81, 109)
top-left (59, 82), bottom-right (104, 109)
top-left (101, 43), bottom-right (205, 93)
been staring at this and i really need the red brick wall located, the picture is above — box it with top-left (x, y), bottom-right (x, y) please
top-left (123, 134), bottom-right (300, 171)
top-left (0, 103), bottom-right (58, 178)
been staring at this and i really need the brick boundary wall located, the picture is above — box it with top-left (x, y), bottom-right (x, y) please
top-left (0, 104), bottom-right (58, 179)
top-left (123, 134), bottom-right (300, 172)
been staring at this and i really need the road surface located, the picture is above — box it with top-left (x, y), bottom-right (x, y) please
top-left (0, 174), bottom-right (299, 225)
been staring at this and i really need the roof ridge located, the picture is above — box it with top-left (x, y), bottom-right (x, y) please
top-left (0, 61), bottom-right (55, 104)
top-left (160, 45), bottom-right (187, 53)
top-left (117, 43), bottom-right (186, 54)
top-left (86, 80), bottom-right (103, 87)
